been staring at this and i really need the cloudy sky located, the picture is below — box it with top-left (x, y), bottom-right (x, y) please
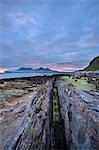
top-left (0, 0), bottom-right (99, 72)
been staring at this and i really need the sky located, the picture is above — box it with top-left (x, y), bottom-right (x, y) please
top-left (0, 0), bottom-right (99, 72)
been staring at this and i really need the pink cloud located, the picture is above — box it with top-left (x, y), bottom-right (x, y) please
top-left (26, 60), bottom-right (84, 72)
top-left (49, 63), bottom-right (83, 72)
top-left (0, 67), bottom-right (8, 73)
top-left (26, 59), bottom-right (47, 68)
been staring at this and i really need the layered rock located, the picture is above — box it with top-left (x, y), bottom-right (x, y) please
top-left (7, 81), bottom-right (53, 150)
top-left (57, 78), bottom-right (99, 150)
top-left (0, 76), bottom-right (99, 150)
top-left (0, 76), bottom-right (54, 150)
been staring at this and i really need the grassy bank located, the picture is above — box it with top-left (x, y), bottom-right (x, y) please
top-left (62, 76), bottom-right (96, 91)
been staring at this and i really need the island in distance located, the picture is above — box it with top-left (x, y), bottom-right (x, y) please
top-left (5, 67), bottom-right (61, 73)
top-left (5, 56), bottom-right (99, 74)
top-left (0, 56), bottom-right (99, 150)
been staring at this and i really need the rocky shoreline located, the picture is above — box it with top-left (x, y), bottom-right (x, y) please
top-left (0, 75), bottom-right (99, 150)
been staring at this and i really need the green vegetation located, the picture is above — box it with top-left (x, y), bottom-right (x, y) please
top-left (62, 76), bottom-right (96, 91)
top-left (52, 84), bottom-right (67, 149)
top-left (53, 88), bottom-right (61, 121)
top-left (84, 56), bottom-right (99, 71)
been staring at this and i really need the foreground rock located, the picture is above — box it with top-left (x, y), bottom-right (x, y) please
top-left (0, 75), bottom-right (99, 150)
top-left (0, 76), bottom-right (54, 150)
top-left (57, 78), bottom-right (99, 150)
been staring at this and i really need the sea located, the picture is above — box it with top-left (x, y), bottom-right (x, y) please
top-left (0, 72), bottom-right (62, 79)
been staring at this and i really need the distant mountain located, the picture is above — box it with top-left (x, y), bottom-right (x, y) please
top-left (5, 67), bottom-right (34, 73)
top-left (17, 67), bottom-right (34, 72)
top-left (35, 67), bottom-right (59, 73)
top-left (84, 56), bottom-right (99, 71)
top-left (5, 67), bottom-right (61, 73)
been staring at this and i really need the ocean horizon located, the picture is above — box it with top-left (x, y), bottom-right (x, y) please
top-left (0, 72), bottom-right (63, 79)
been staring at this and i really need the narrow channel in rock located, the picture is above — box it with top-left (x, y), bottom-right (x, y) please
top-left (51, 77), bottom-right (67, 149)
